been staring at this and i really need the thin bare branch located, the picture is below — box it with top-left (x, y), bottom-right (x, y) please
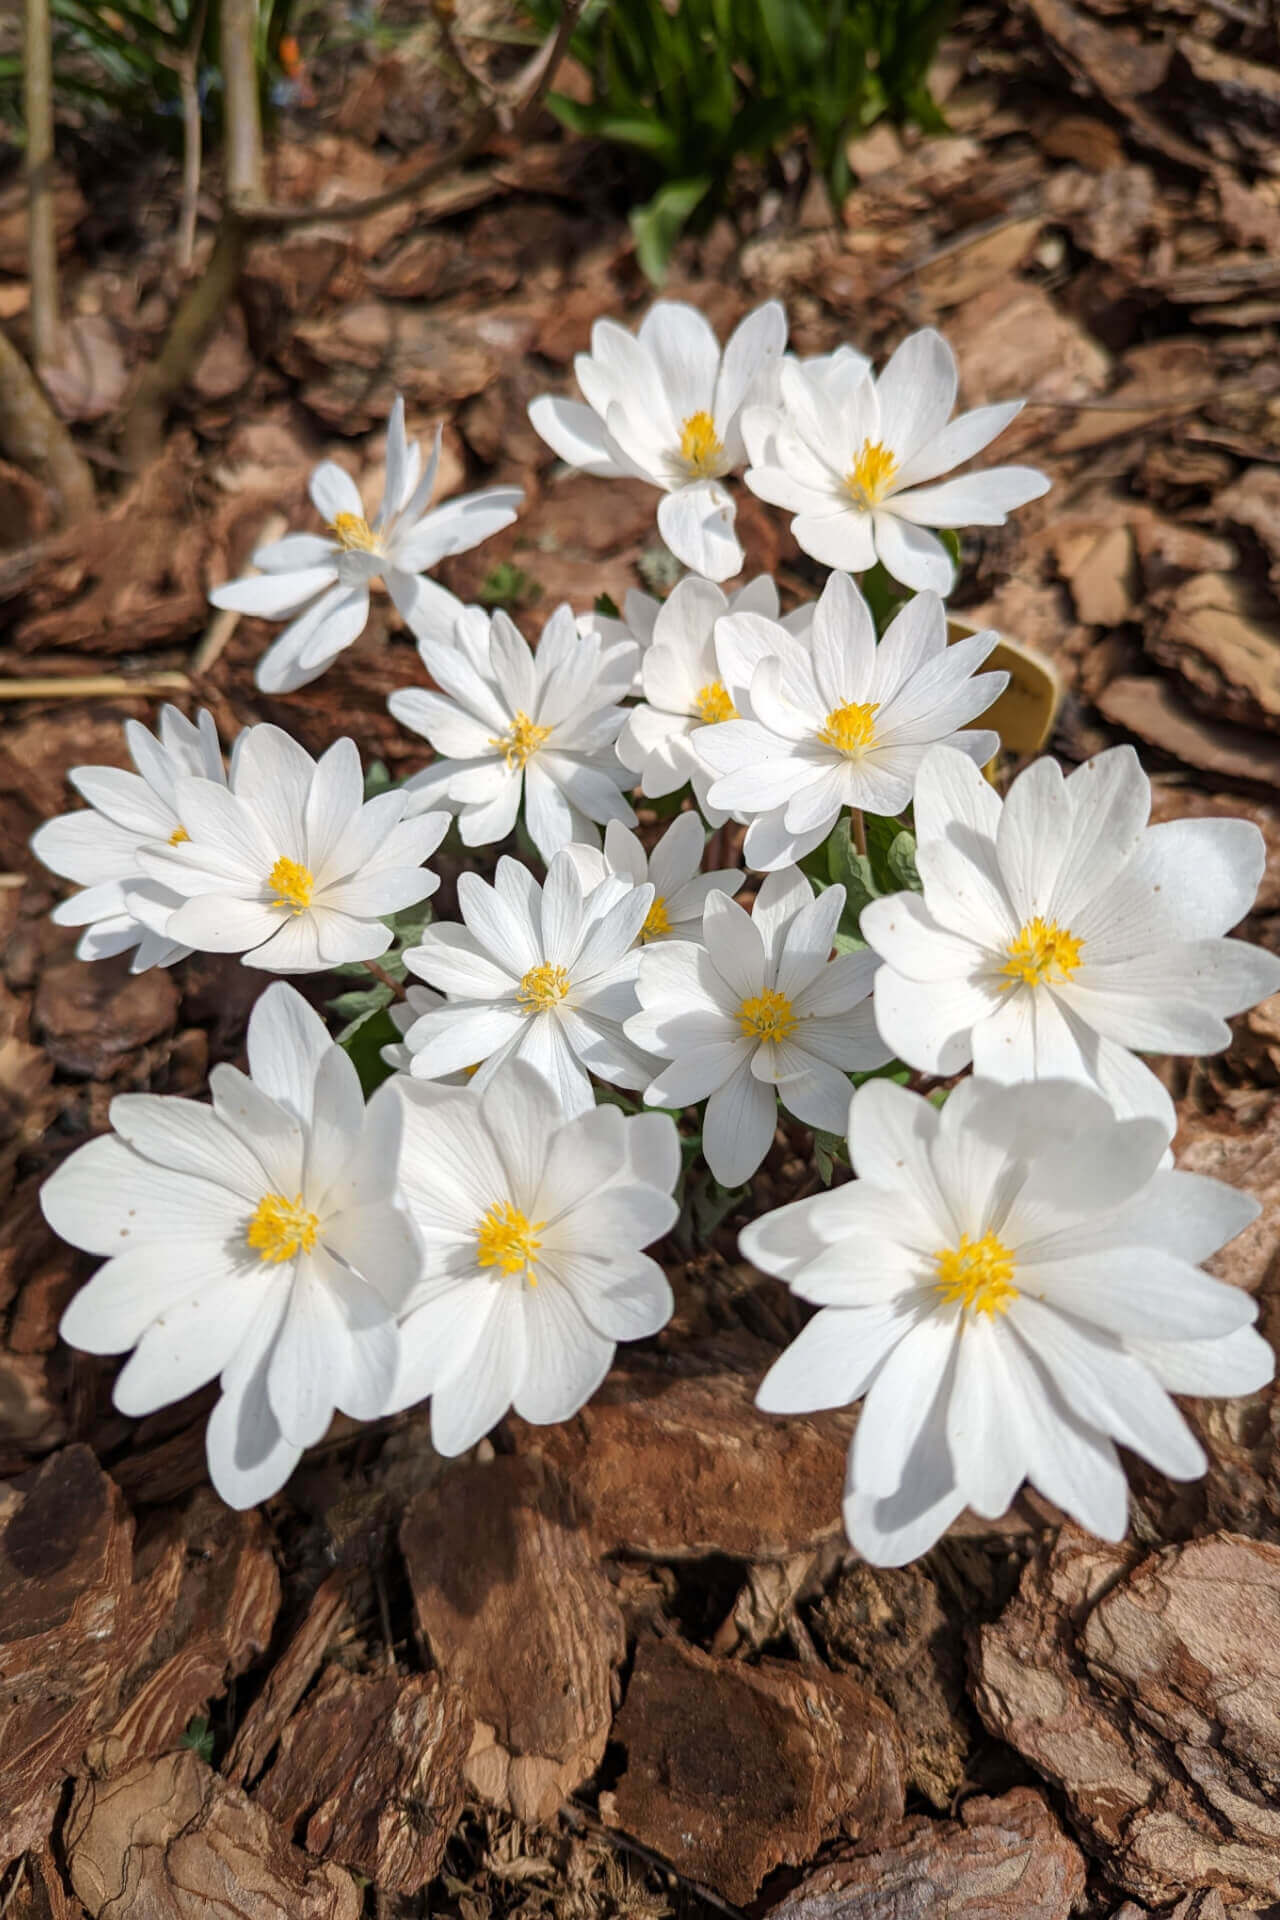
top-left (175, 0), bottom-right (209, 269)
top-left (220, 0), bottom-right (263, 201)
top-left (24, 0), bottom-right (59, 366)
top-left (0, 324), bottom-right (94, 519)
top-left (0, 670), bottom-right (192, 701)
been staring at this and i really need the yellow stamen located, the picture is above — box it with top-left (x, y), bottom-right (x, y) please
top-left (678, 409), bottom-right (725, 478)
top-left (476, 1199), bottom-right (544, 1284)
top-left (517, 962), bottom-right (571, 1013)
top-left (845, 438), bottom-right (898, 510)
top-left (817, 700), bottom-right (879, 756)
top-left (331, 511), bottom-right (380, 553)
top-left (1002, 916), bottom-right (1083, 989)
top-left (738, 986), bottom-right (797, 1042)
top-left (247, 1191), bottom-right (320, 1265)
top-left (641, 895), bottom-right (671, 941)
top-left (267, 855), bottom-right (314, 914)
top-left (934, 1231), bottom-right (1018, 1317)
top-left (489, 709), bottom-right (552, 772)
top-left (693, 679), bottom-right (737, 725)
top-left (168, 825), bottom-right (190, 846)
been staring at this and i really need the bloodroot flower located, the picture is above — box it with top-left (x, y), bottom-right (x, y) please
top-left (136, 724), bottom-right (447, 973)
top-left (696, 573), bottom-right (1006, 871)
top-left (398, 849), bottom-right (657, 1114)
top-left (626, 868), bottom-right (889, 1187)
top-left (861, 744), bottom-right (1280, 1131)
top-left (528, 300), bottom-right (787, 581)
top-left (565, 813), bottom-right (740, 945)
top-left (209, 396), bottom-right (522, 692)
top-left (30, 704), bottom-right (225, 972)
top-left (745, 1076), bottom-right (1272, 1566)
top-left (387, 1062), bottom-right (680, 1449)
top-left (743, 327), bottom-right (1049, 593)
top-left (389, 603), bottom-right (638, 864)
top-left (43, 984), bottom-right (422, 1508)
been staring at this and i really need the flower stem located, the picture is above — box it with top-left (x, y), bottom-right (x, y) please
top-left (363, 959), bottom-right (407, 1002)
top-left (850, 809), bottom-right (867, 858)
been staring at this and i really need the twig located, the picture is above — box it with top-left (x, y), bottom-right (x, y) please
top-left (363, 958), bottom-right (407, 1002)
top-left (0, 1858), bottom-right (27, 1919)
top-left (0, 325), bottom-right (94, 519)
top-left (24, 0), bottom-right (58, 367)
top-left (0, 670), bottom-right (192, 701)
top-left (174, 0), bottom-right (209, 270)
top-left (849, 808), bottom-right (867, 859)
top-left (220, 0), bottom-right (263, 202)
top-left (191, 507), bottom-right (288, 674)
top-left (121, 216), bottom-right (246, 473)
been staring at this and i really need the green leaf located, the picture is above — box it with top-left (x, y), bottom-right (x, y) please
top-left (826, 819), bottom-right (880, 933)
top-left (630, 175), bottom-right (711, 283)
top-left (181, 1716), bottom-right (215, 1764)
top-left (812, 1127), bottom-right (848, 1186)
top-left (477, 561), bottom-right (542, 610)
top-left (328, 984), bottom-right (392, 1023)
top-left (594, 591), bottom-right (621, 618)
top-left (362, 759), bottom-right (393, 800)
top-left (338, 1005), bottom-right (401, 1097)
top-left (885, 828), bottom-right (920, 892)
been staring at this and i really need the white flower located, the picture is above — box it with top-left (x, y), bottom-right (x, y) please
top-left (625, 868), bottom-right (889, 1187)
top-left (389, 603), bottom-right (638, 865)
top-left (695, 573), bottom-right (1006, 872)
top-left (385, 1062), bottom-right (679, 1449)
top-left (43, 983), bottom-right (422, 1509)
top-left (208, 397), bottom-right (523, 693)
top-left (745, 1075), bottom-right (1272, 1567)
top-left (615, 573), bottom-right (806, 824)
top-left (135, 723), bottom-right (447, 973)
top-left (30, 705), bottom-right (225, 972)
top-left (861, 744), bottom-right (1280, 1132)
top-left (565, 813), bottom-right (740, 945)
top-left (528, 300), bottom-right (787, 581)
top-left (743, 327), bottom-right (1049, 593)
top-left (398, 848), bottom-right (657, 1115)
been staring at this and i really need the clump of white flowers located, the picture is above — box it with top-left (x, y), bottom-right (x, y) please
top-left (30, 311), bottom-right (1277, 1565)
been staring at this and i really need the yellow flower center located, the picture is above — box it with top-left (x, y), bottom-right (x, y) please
top-left (247, 1191), bottom-right (320, 1265)
top-left (934, 1231), bottom-right (1018, 1317)
top-left (693, 679), bottom-right (737, 725)
top-left (476, 1199), bottom-right (545, 1285)
top-left (1002, 916), bottom-right (1083, 988)
top-left (678, 409), bottom-right (725, 478)
top-left (168, 825), bottom-right (190, 845)
top-left (844, 438), bottom-right (899, 510)
top-left (738, 986), bottom-right (797, 1042)
top-left (517, 962), bottom-right (571, 1013)
top-left (331, 511), bottom-right (380, 553)
top-left (267, 855), bottom-right (315, 914)
top-left (641, 895), bottom-right (671, 941)
top-left (817, 700), bottom-right (879, 756)
top-left (489, 709), bottom-right (552, 772)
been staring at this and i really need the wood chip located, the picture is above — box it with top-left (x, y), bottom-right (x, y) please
top-left (65, 1749), bottom-right (360, 1919)
top-left (222, 1571), bottom-right (354, 1788)
top-left (973, 1527), bottom-right (1280, 1904)
top-left (1096, 675), bottom-right (1280, 786)
top-left (400, 1455), bottom-right (625, 1824)
top-left (764, 1788), bottom-right (1086, 1920)
top-left (608, 1633), bottom-right (905, 1905)
top-left (255, 1666), bottom-right (471, 1893)
top-left (510, 1336), bottom-right (853, 1561)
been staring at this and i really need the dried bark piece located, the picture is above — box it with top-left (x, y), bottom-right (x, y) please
top-left (609, 1633), bottom-right (905, 1906)
top-left (1148, 573), bottom-right (1280, 735)
top-left (1096, 675), bottom-right (1280, 788)
top-left (764, 1788), bottom-right (1086, 1920)
top-left (973, 1527), bottom-right (1280, 1904)
top-left (65, 1749), bottom-right (360, 1919)
top-left (0, 1448), bottom-right (146, 1863)
top-left (255, 1665), bottom-right (471, 1893)
top-left (223, 1571), bottom-right (354, 1788)
top-left (8, 1847), bottom-right (88, 1920)
top-left (87, 1491), bottom-right (280, 1775)
top-left (813, 1562), bottom-right (971, 1809)
top-left (511, 1336), bottom-right (853, 1561)
top-left (400, 1455), bottom-right (624, 1824)
top-left (34, 957), bottom-right (179, 1078)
